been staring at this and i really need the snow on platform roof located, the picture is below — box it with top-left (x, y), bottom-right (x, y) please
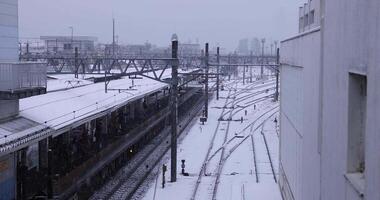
top-left (0, 68), bottom-right (199, 155)
top-left (0, 117), bottom-right (50, 156)
top-left (20, 75), bottom-right (168, 133)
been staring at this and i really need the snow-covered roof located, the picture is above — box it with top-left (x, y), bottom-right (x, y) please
top-left (20, 76), bottom-right (168, 131)
top-left (0, 117), bottom-right (51, 156)
top-left (0, 68), bottom-right (200, 155)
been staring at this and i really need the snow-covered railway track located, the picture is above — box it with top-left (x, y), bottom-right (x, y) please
top-left (90, 99), bottom-right (205, 200)
top-left (190, 87), bottom-right (235, 200)
top-left (210, 106), bottom-right (279, 199)
top-left (192, 80), bottom-right (277, 200)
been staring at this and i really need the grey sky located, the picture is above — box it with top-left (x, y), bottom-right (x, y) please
top-left (19, 0), bottom-right (304, 51)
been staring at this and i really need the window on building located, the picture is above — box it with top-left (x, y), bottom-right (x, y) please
top-left (304, 14), bottom-right (309, 27)
top-left (64, 43), bottom-right (72, 50)
top-left (347, 73), bottom-right (367, 174)
top-left (299, 17), bottom-right (304, 31)
top-left (309, 10), bottom-right (315, 25)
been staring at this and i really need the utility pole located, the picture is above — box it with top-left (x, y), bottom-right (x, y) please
top-left (170, 37), bottom-right (179, 182)
top-left (69, 26), bottom-right (74, 51)
top-left (204, 43), bottom-right (209, 118)
top-left (74, 47), bottom-right (78, 78)
top-left (243, 65), bottom-right (246, 85)
top-left (261, 38), bottom-right (266, 79)
top-left (26, 42), bottom-right (29, 61)
top-left (216, 47), bottom-right (220, 100)
top-left (228, 54), bottom-right (231, 81)
top-left (112, 18), bottom-right (115, 57)
top-left (250, 51), bottom-right (253, 83)
top-left (275, 48), bottom-right (280, 101)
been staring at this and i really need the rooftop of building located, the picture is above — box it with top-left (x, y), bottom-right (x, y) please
top-left (40, 36), bottom-right (98, 42)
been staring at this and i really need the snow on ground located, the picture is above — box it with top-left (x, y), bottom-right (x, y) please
top-left (140, 78), bottom-right (281, 200)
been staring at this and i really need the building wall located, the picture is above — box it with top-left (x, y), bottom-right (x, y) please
top-left (321, 0), bottom-right (380, 199)
top-left (280, 29), bottom-right (321, 200)
top-left (299, 0), bottom-right (320, 33)
top-left (0, 100), bottom-right (19, 119)
top-left (45, 40), bottom-right (95, 54)
top-left (0, 0), bottom-right (18, 62)
top-left (365, 2), bottom-right (380, 200)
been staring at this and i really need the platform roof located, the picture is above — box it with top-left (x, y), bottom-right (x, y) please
top-left (19, 76), bottom-right (167, 132)
top-left (0, 117), bottom-right (51, 156)
top-left (0, 68), bottom-right (200, 156)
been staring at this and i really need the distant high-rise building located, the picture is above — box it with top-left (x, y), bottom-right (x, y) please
top-left (237, 38), bottom-right (249, 55)
top-left (250, 38), bottom-right (261, 56)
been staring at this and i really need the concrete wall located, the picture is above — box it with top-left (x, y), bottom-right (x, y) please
top-left (279, 28), bottom-right (321, 200)
top-left (321, 0), bottom-right (380, 199)
top-left (0, 0), bottom-right (18, 120)
top-left (0, 100), bottom-right (19, 119)
top-left (0, 0), bottom-right (18, 62)
top-left (365, 2), bottom-right (380, 200)
top-left (282, 0), bottom-right (380, 199)
top-left (299, 0), bottom-right (320, 33)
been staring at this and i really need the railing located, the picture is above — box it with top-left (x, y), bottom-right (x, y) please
top-left (0, 62), bottom-right (47, 91)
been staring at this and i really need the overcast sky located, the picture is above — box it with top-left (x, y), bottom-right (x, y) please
top-left (19, 0), bottom-right (304, 51)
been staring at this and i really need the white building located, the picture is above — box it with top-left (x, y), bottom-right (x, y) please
top-left (279, 0), bottom-right (380, 200)
top-left (40, 36), bottom-right (97, 54)
top-left (0, 0), bottom-right (18, 62)
top-left (0, 2), bottom-right (47, 199)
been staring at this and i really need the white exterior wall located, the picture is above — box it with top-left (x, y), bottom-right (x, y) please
top-left (366, 2), bottom-right (380, 200)
top-left (0, 0), bottom-right (18, 62)
top-left (281, 0), bottom-right (380, 199)
top-left (299, 0), bottom-right (320, 33)
top-left (0, 0), bottom-right (19, 120)
top-left (321, 0), bottom-right (379, 199)
top-left (279, 28), bottom-right (321, 200)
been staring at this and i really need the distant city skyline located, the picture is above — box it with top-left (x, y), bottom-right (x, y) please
top-left (19, 0), bottom-right (305, 52)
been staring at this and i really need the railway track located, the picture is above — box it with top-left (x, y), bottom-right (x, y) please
top-left (90, 97), bottom-right (205, 200)
top-left (93, 77), bottom-right (278, 200)
top-left (191, 79), bottom-right (277, 200)
top-left (190, 85), bottom-right (236, 200)
top-left (210, 107), bottom-right (279, 199)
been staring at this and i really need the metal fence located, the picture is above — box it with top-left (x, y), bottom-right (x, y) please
top-left (0, 62), bottom-right (47, 91)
